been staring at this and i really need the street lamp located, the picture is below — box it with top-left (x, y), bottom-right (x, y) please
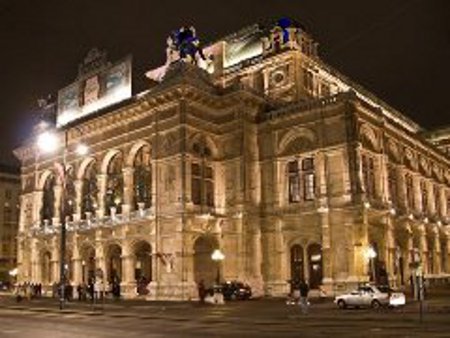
top-left (37, 128), bottom-right (88, 310)
top-left (211, 249), bottom-right (225, 285)
top-left (365, 246), bottom-right (377, 283)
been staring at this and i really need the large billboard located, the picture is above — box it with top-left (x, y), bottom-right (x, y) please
top-left (57, 56), bottom-right (132, 127)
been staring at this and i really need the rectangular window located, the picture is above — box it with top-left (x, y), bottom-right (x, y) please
top-left (388, 166), bottom-right (398, 206)
top-left (4, 189), bottom-right (12, 200)
top-left (320, 83), bottom-right (330, 97)
top-left (405, 174), bottom-right (414, 210)
top-left (191, 163), bottom-right (201, 205)
top-left (205, 181), bottom-right (214, 207)
top-left (434, 186), bottom-right (441, 216)
top-left (302, 158), bottom-right (315, 201)
top-left (205, 165), bottom-right (214, 207)
top-left (303, 70), bottom-right (314, 93)
top-left (304, 173), bottom-right (315, 201)
top-left (420, 181), bottom-right (428, 214)
top-left (288, 161), bottom-right (300, 203)
top-left (362, 155), bottom-right (376, 199)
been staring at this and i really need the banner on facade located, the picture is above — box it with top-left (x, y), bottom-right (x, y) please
top-left (56, 55), bottom-right (132, 127)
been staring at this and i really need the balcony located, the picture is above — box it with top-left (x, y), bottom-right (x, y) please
top-left (31, 206), bottom-right (155, 236)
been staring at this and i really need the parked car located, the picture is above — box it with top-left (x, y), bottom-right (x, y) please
top-left (334, 285), bottom-right (405, 309)
top-left (221, 281), bottom-right (252, 301)
top-left (377, 285), bottom-right (406, 307)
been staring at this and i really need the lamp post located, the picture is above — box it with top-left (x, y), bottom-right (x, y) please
top-left (366, 246), bottom-right (377, 283)
top-left (37, 128), bottom-right (87, 310)
top-left (211, 249), bottom-right (225, 285)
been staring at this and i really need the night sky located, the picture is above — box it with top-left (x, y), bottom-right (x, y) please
top-left (0, 0), bottom-right (449, 165)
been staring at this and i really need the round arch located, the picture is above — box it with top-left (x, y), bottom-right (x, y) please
top-left (37, 170), bottom-right (55, 190)
top-left (189, 132), bottom-right (219, 159)
top-left (100, 149), bottom-right (122, 174)
top-left (278, 127), bottom-right (316, 155)
top-left (126, 140), bottom-right (152, 167)
top-left (77, 156), bottom-right (97, 180)
top-left (133, 240), bottom-right (152, 295)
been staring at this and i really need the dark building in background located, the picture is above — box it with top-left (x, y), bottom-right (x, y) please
top-left (0, 164), bottom-right (20, 285)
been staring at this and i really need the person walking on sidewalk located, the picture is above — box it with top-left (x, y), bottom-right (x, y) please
top-left (299, 280), bottom-right (309, 314)
top-left (197, 280), bottom-right (206, 304)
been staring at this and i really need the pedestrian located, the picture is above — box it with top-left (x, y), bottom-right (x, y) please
top-left (299, 280), bottom-right (309, 314)
top-left (198, 280), bottom-right (206, 304)
top-left (77, 284), bottom-right (82, 301)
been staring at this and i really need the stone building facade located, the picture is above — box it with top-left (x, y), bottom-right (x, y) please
top-left (0, 164), bottom-right (20, 284)
top-left (14, 20), bottom-right (450, 299)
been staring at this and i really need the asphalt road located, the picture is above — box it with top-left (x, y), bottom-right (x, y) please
top-left (0, 298), bottom-right (449, 338)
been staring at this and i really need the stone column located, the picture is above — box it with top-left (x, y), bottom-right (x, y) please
top-left (379, 154), bottom-right (390, 204)
top-left (446, 230), bottom-right (450, 273)
top-left (54, 184), bottom-right (63, 225)
top-left (122, 167), bottom-right (134, 216)
top-left (397, 167), bottom-right (407, 211)
top-left (72, 258), bottom-right (82, 285)
top-left (74, 179), bottom-right (83, 221)
top-left (418, 225), bottom-right (428, 274)
top-left (385, 215), bottom-right (396, 283)
top-left (72, 240), bottom-right (82, 285)
top-left (319, 207), bottom-right (332, 290)
top-left (95, 230), bottom-right (106, 280)
top-left (96, 174), bottom-right (107, 218)
top-left (246, 223), bottom-right (263, 296)
top-left (433, 227), bottom-right (441, 275)
top-left (33, 191), bottom-right (43, 226)
top-left (351, 206), bottom-right (370, 284)
top-left (261, 218), bottom-right (286, 296)
top-left (412, 174), bottom-right (421, 215)
top-left (121, 241), bottom-right (136, 299)
top-left (404, 225), bottom-right (414, 279)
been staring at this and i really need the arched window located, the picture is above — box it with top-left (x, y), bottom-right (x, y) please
top-left (362, 154), bottom-right (376, 199)
top-left (41, 174), bottom-right (56, 224)
top-left (105, 153), bottom-right (123, 215)
top-left (191, 142), bottom-right (214, 207)
top-left (133, 146), bottom-right (152, 210)
top-left (81, 161), bottom-right (98, 219)
top-left (287, 157), bottom-right (315, 203)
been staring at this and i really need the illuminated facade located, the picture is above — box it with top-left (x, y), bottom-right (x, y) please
top-left (0, 165), bottom-right (20, 284)
top-left (14, 20), bottom-right (450, 299)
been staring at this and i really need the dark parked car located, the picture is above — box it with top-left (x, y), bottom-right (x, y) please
top-left (221, 281), bottom-right (252, 300)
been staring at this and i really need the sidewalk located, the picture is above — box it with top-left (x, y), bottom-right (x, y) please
top-left (0, 295), bottom-right (196, 319)
top-left (1, 285), bottom-right (449, 318)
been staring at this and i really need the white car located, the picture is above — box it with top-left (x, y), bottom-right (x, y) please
top-left (334, 285), bottom-right (405, 309)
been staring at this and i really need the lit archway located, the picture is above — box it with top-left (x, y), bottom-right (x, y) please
top-left (134, 241), bottom-right (152, 295)
top-left (41, 251), bottom-right (52, 284)
top-left (80, 246), bottom-right (96, 283)
top-left (106, 244), bottom-right (122, 283)
top-left (290, 244), bottom-right (304, 282)
top-left (193, 236), bottom-right (218, 288)
top-left (307, 243), bottom-right (323, 289)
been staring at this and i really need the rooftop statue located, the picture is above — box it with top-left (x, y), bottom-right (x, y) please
top-left (166, 26), bottom-right (206, 65)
